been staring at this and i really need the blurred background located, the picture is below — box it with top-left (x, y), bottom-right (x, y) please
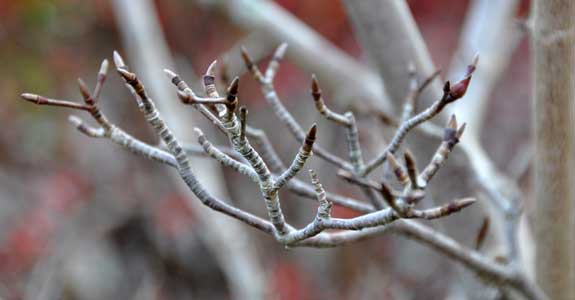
top-left (0, 0), bottom-right (532, 299)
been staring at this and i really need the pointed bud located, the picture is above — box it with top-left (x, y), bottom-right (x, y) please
top-left (21, 93), bottom-right (40, 103)
top-left (206, 60), bottom-right (217, 77)
top-left (77, 78), bottom-right (90, 98)
top-left (455, 197), bottom-right (476, 209)
top-left (311, 74), bottom-right (322, 101)
top-left (227, 76), bottom-right (240, 97)
top-left (163, 68), bottom-right (177, 80)
top-left (456, 123), bottom-right (467, 139)
top-left (443, 81), bottom-right (451, 93)
top-left (449, 76), bottom-right (472, 100)
top-left (447, 114), bottom-right (458, 130)
top-left (113, 51), bottom-right (126, 69)
top-left (404, 150), bottom-right (419, 188)
top-left (474, 217), bottom-right (490, 250)
top-left (404, 151), bottom-right (417, 170)
top-left (193, 127), bottom-right (207, 144)
top-left (467, 53), bottom-right (479, 76)
top-left (77, 78), bottom-right (94, 105)
top-left (386, 152), bottom-right (399, 170)
top-left (303, 123), bottom-right (317, 151)
top-left (193, 127), bottom-right (204, 137)
top-left (379, 182), bottom-right (395, 207)
top-left (387, 152), bottom-right (408, 185)
top-left (98, 59), bottom-right (109, 76)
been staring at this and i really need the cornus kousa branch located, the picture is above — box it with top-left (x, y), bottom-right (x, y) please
top-left (20, 47), bottom-right (544, 299)
top-left (360, 55), bottom-right (477, 176)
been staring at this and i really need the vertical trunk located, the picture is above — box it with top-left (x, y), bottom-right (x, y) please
top-left (531, 0), bottom-right (575, 299)
top-left (342, 0), bottom-right (442, 111)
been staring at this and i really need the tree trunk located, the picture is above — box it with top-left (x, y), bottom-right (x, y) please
top-left (342, 0), bottom-right (442, 111)
top-left (531, 0), bottom-right (575, 299)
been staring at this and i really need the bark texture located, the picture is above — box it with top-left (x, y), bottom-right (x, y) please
top-left (531, 0), bottom-right (575, 298)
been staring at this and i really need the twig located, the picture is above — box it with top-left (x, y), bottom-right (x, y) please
top-left (361, 57), bottom-right (477, 176)
top-left (241, 45), bottom-right (353, 171)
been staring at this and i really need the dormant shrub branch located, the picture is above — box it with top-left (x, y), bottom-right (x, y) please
top-left (21, 45), bottom-right (545, 299)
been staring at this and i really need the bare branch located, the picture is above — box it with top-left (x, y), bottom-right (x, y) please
top-left (241, 45), bottom-right (353, 171)
top-left (195, 128), bottom-right (259, 183)
top-left (21, 93), bottom-right (92, 111)
top-left (274, 124), bottom-right (317, 190)
top-left (361, 57), bottom-right (477, 176)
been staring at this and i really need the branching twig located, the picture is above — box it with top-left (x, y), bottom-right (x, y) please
top-left (361, 56), bottom-right (477, 176)
top-left (20, 46), bottom-right (544, 299)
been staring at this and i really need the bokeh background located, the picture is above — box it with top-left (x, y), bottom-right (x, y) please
top-left (0, 0), bottom-right (532, 299)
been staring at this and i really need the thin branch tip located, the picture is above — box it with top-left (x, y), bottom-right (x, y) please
top-left (240, 46), bottom-right (253, 67)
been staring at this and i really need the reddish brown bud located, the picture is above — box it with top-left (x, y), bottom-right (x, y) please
top-left (311, 74), bottom-right (321, 100)
top-left (379, 182), bottom-right (394, 205)
top-left (227, 77), bottom-right (240, 97)
top-left (475, 217), bottom-right (490, 250)
top-left (77, 78), bottom-right (93, 105)
top-left (304, 123), bottom-right (317, 151)
top-left (443, 81), bottom-right (451, 93)
top-left (449, 76), bottom-right (472, 100)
